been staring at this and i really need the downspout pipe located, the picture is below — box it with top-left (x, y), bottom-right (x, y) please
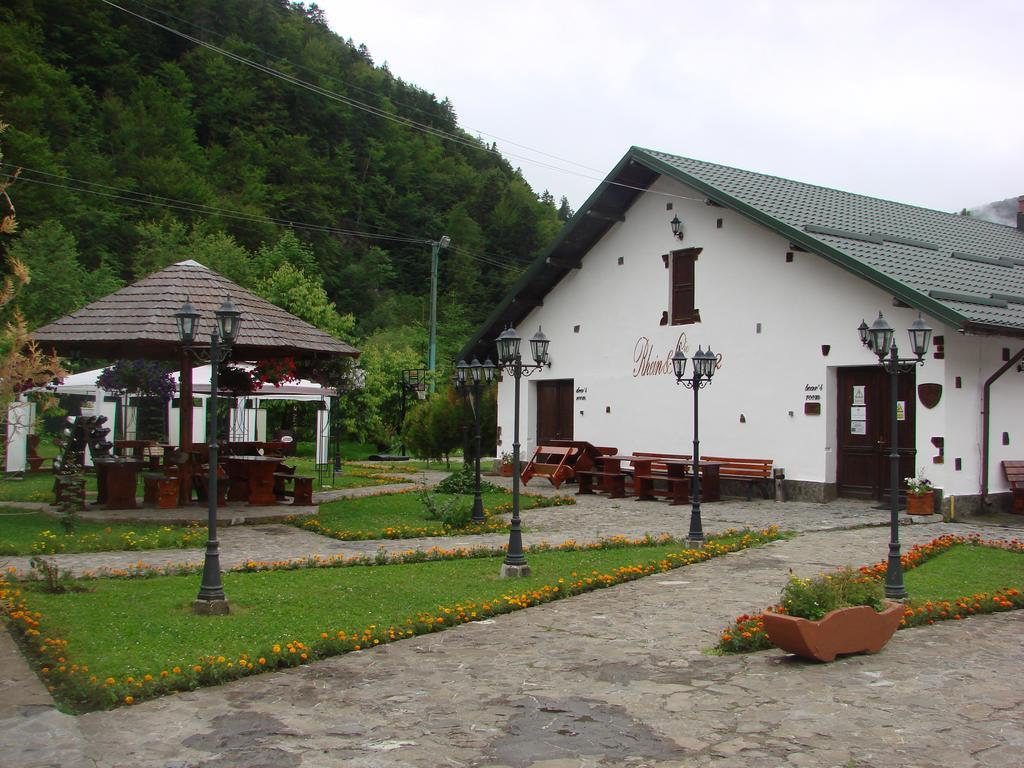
top-left (981, 347), bottom-right (1024, 505)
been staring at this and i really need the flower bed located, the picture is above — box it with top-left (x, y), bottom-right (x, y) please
top-left (717, 534), bottom-right (1024, 654)
top-left (2, 527), bottom-right (780, 712)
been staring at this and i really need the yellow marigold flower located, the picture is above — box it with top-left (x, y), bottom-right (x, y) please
top-left (106, 677), bottom-right (116, 685)
top-left (124, 696), bottom-right (134, 705)
top-left (143, 674), bottom-right (153, 682)
top-left (273, 644), bottom-right (281, 653)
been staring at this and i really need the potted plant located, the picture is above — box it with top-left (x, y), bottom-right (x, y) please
top-left (761, 568), bottom-right (903, 662)
top-left (904, 470), bottom-right (935, 515)
top-left (497, 451), bottom-right (515, 477)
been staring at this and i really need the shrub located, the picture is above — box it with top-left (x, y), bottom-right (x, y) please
top-left (435, 467), bottom-right (502, 495)
top-left (779, 567), bottom-right (884, 620)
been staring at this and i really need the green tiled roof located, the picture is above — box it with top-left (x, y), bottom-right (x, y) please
top-left (637, 148), bottom-right (1024, 334)
top-left (460, 147), bottom-right (1024, 360)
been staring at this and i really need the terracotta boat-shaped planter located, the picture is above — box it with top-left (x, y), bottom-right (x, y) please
top-left (762, 601), bottom-right (903, 662)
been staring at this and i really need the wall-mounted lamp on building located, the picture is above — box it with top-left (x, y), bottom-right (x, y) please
top-left (670, 214), bottom-right (684, 241)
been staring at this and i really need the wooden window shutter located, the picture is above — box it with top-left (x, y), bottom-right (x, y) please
top-left (670, 247), bottom-right (701, 325)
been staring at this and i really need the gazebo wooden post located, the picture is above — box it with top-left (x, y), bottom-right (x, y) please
top-left (178, 350), bottom-right (195, 505)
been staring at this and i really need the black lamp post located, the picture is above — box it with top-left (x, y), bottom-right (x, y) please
top-left (175, 297), bottom-right (242, 615)
top-left (671, 344), bottom-right (718, 546)
top-left (494, 325), bottom-right (550, 577)
top-left (399, 369), bottom-right (428, 456)
top-left (455, 357), bottom-right (497, 523)
top-left (858, 311), bottom-right (932, 600)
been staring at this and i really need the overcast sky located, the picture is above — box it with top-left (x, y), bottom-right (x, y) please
top-left (317, 1), bottom-right (1022, 214)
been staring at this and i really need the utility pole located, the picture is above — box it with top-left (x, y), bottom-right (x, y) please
top-left (427, 235), bottom-right (450, 392)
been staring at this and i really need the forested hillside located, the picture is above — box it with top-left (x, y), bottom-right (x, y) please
top-left (0, 0), bottom-right (572, 444)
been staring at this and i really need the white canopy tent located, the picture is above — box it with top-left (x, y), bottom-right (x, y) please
top-left (6, 365), bottom-right (336, 472)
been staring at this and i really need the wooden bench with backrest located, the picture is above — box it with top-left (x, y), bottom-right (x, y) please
top-left (1001, 461), bottom-right (1024, 513)
top-left (520, 445), bottom-right (578, 488)
top-left (700, 456), bottom-right (774, 500)
top-left (274, 464), bottom-right (314, 506)
top-left (574, 465), bottom-right (627, 498)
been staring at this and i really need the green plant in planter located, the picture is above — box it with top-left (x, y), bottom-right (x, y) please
top-left (780, 567), bottom-right (884, 620)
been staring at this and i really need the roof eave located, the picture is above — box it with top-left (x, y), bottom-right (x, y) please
top-left (459, 150), bottom-right (658, 360)
top-left (632, 150), bottom-right (972, 333)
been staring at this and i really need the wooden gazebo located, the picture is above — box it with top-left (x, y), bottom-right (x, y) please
top-left (33, 259), bottom-right (359, 501)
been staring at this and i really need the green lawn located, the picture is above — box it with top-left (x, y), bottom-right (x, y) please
top-left (0, 509), bottom-right (206, 555)
top-left (0, 472), bottom-right (99, 503)
top-left (294, 489), bottom-right (564, 540)
top-left (17, 530), bottom-right (774, 685)
top-left (904, 545), bottom-right (1024, 601)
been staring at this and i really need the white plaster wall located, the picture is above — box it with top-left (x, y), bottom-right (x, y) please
top-left (495, 175), bottom-right (986, 494)
top-left (939, 332), bottom-right (1024, 497)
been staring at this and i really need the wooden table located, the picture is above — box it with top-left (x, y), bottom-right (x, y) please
top-left (224, 455), bottom-right (284, 505)
top-left (656, 458), bottom-right (722, 503)
top-left (94, 457), bottom-right (143, 510)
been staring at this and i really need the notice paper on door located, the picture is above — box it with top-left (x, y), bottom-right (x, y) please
top-left (850, 406), bottom-right (867, 421)
top-left (850, 421), bottom-right (867, 435)
top-left (852, 385), bottom-right (866, 406)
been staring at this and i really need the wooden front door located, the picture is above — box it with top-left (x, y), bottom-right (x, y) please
top-left (537, 380), bottom-right (574, 443)
top-left (837, 366), bottom-right (916, 500)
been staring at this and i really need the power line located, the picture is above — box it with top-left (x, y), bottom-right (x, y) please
top-left (1, 166), bottom-right (524, 272)
top-left (124, 0), bottom-right (605, 176)
top-left (99, 0), bottom-right (709, 206)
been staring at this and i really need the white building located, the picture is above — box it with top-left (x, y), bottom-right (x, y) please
top-left (460, 148), bottom-right (1024, 513)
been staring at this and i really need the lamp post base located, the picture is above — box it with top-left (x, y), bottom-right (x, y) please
top-left (687, 534), bottom-right (705, 548)
top-left (192, 598), bottom-right (231, 616)
top-left (500, 563), bottom-right (532, 578)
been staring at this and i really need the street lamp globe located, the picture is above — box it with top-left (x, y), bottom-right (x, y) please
top-left (671, 347), bottom-right (688, 381)
top-left (215, 297), bottom-right (242, 343)
top-left (695, 347), bottom-right (717, 379)
top-left (496, 327), bottom-right (521, 364)
top-left (529, 326), bottom-right (549, 365)
top-left (868, 312), bottom-right (895, 359)
top-left (908, 314), bottom-right (933, 359)
top-left (482, 358), bottom-right (497, 383)
top-left (455, 359), bottom-right (469, 384)
top-left (175, 299), bottom-right (200, 345)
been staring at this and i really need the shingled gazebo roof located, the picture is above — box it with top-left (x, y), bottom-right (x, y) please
top-left (32, 260), bottom-right (360, 361)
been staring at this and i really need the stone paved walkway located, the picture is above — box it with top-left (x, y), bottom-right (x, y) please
top-left (2, 478), bottom-right (1023, 767)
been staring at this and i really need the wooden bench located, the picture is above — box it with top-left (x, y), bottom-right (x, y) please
top-left (701, 456), bottom-right (774, 500)
top-left (273, 466), bottom-right (314, 505)
top-left (1002, 461), bottom-right (1024, 513)
top-left (521, 446), bottom-right (578, 488)
top-left (575, 468), bottom-right (626, 498)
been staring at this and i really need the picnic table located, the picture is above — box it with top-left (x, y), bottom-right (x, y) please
top-left (225, 455), bottom-right (284, 505)
top-left (93, 456), bottom-right (144, 510)
top-left (635, 457), bottom-right (722, 505)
